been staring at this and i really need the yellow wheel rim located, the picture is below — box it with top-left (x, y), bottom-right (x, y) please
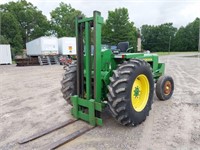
top-left (131, 74), bottom-right (150, 112)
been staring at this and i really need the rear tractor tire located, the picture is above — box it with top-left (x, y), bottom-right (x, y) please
top-left (107, 59), bottom-right (154, 126)
top-left (61, 63), bottom-right (77, 105)
top-left (156, 75), bottom-right (174, 100)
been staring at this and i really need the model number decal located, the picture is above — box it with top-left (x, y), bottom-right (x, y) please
top-left (143, 58), bottom-right (152, 61)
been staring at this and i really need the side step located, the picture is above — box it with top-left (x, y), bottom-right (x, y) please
top-left (18, 119), bottom-right (95, 149)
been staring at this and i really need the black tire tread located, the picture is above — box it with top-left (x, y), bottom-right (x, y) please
top-left (107, 59), bottom-right (153, 126)
top-left (156, 75), bottom-right (174, 101)
top-left (61, 63), bottom-right (77, 105)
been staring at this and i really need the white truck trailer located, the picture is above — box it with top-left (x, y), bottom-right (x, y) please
top-left (26, 36), bottom-right (58, 56)
top-left (58, 37), bottom-right (76, 55)
top-left (0, 44), bottom-right (12, 65)
top-left (16, 37), bottom-right (59, 66)
top-left (58, 37), bottom-right (76, 66)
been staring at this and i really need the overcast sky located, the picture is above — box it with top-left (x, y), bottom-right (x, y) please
top-left (1, 0), bottom-right (200, 28)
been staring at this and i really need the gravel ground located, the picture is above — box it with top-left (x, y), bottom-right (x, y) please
top-left (0, 53), bottom-right (200, 150)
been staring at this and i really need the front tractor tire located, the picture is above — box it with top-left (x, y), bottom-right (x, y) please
top-left (61, 63), bottom-right (77, 105)
top-left (156, 75), bottom-right (174, 101)
top-left (107, 59), bottom-right (154, 126)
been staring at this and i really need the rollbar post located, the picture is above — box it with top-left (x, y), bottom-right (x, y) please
top-left (93, 11), bottom-right (103, 102)
top-left (76, 17), bottom-right (84, 98)
top-left (85, 21), bottom-right (91, 99)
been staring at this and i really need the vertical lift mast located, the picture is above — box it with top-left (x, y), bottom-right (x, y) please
top-left (71, 11), bottom-right (104, 126)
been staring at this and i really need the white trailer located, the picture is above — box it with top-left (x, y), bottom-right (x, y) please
top-left (26, 37), bottom-right (58, 56)
top-left (0, 44), bottom-right (12, 64)
top-left (58, 37), bottom-right (76, 55)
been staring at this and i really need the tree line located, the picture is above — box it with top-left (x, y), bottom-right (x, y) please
top-left (141, 18), bottom-right (199, 52)
top-left (0, 0), bottom-right (199, 56)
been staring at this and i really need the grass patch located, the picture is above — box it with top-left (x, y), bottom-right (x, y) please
top-left (153, 51), bottom-right (199, 56)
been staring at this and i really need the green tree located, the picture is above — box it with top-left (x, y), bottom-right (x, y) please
top-left (0, 35), bottom-right (9, 44)
top-left (50, 3), bottom-right (84, 37)
top-left (0, 12), bottom-right (23, 55)
top-left (0, 0), bottom-right (50, 49)
top-left (102, 8), bottom-right (137, 51)
top-left (141, 25), bottom-right (156, 51)
top-left (172, 27), bottom-right (188, 51)
top-left (141, 23), bottom-right (177, 52)
top-left (173, 18), bottom-right (199, 51)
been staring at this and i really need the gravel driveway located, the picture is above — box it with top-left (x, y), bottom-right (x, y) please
top-left (0, 53), bottom-right (200, 150)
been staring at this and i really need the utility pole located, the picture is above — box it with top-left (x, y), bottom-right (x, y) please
top-left (168, 36), bottom-right (171, 54)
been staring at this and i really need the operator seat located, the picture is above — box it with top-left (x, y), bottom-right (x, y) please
top-left (117, 42), bottom-right (129, 52)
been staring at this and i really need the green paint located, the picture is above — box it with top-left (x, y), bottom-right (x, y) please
top-left (134, 86), bottom-right (140, 97)
top-left (71, 96), bottom-right (104, 126)
top-left (85, 21), bottom-right (91, 99)
top-left (70, 11), bottom-right (165, 126)
top-left (93, 11), bottom-right (103, 102)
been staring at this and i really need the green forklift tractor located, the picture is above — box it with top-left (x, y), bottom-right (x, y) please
top-left (61, 11), bottom-right (174, 126)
